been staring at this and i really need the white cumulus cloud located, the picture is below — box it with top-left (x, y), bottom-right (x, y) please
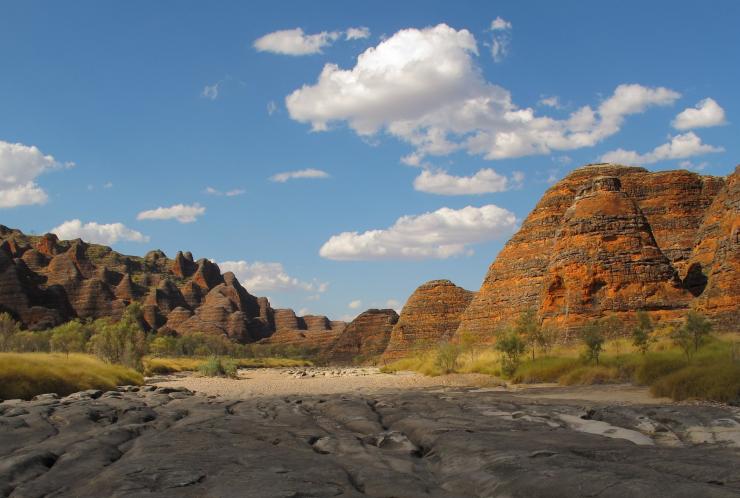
top-left (319, 204), bottom-right (517, 261)
top-left (50, 219), bottom-right (149, 245)
top-left (253, 28), bottom-right (340, 55)
top-left (137, 203), bottom-right (205, 223)
top-left (0, 140), bottom-right (72, 208)
top-left (218, 260), bottom-right (328, 294)
top-left (269, 168), bottom-right (330, 183)
top-left (413, 168), bottom-right (523, 195)
top-left (285, 24), bottom-right (680, 163)
top-left (600, 132), bottom-right (724, 165)
top-left (672, 98), bottom-right (727, 130)
top-left (348, 299), bottom-right (362, 309)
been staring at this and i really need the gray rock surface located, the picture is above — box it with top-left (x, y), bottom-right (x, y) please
top-left (1, 386), bottom-right (739, 497)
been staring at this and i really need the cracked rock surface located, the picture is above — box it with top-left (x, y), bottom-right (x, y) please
top-left (2, 385), bottom-right (740, 497)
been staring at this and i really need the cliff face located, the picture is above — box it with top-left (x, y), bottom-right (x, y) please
top-left (454, 164), bottom-right (738, 342)
top-left (382, 280), bottom-right (473, 360)
top-left (327, 309), bottom-right (399, 364)
top-left (0, 227), bottom-right (345, 345)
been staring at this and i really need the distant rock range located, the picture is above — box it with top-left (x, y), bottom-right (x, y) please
top-left (0, 227), bottom-right (344, 348)
top-left (0, 163), bottom-right (737, 362)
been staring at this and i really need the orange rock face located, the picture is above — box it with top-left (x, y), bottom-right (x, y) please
top-left (382, 280), bottom-right (473, 360)
top-left (688, 165), bottom-right (740, 329)
top-left (454, 164), bottom-right (737, 342)
top-left (327, 309), bottom-right (399, 364)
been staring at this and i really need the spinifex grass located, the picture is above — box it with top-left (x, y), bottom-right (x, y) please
top-left (0, 353), bottom-right (143, 400)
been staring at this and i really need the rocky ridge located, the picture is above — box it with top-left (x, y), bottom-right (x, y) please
top-left (0, 228), bottom-right (344, 346)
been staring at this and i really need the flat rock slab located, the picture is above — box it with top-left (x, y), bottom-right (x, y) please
top-left (1, 386), bottom-right (740, 497)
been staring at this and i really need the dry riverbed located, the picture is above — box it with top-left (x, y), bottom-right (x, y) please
top-left (2, 367), bottom-right (740, 497)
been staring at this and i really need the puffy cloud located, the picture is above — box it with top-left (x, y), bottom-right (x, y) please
top-left (0, 140), bottom-right (71, 208)
top-left (137, 203), bottom-right (205, 223)
top-left (348, 299), bottom-right (362, 309)
top-left (489, 17), bottom-right (512, 62)
top-left (385, 299), bottom-right (401, 310)
top-left (286, 24), bottom-right (680, 163)
top-left (205, 187), bottom-right (245, 197)
top-left (601, 132), bottom-right (724, 165)
top-left (413, 168), bottom-right (523, 195)
top-left (202, 83), bottom-right (219, 100)
top-left (218, 260), bottom-right (328, 294)
top-left (319, 204), bottom-right (517, 261)
top-left (50, 219), bottom-right (149, 245)
top-left (269, 168), bottom-right (330, 183)
top-left (672, 98), bottom-right (727, 130)
top-left (679, 160), bottom-right (708, 172)
top-left (346, 27), bottom-right (371, 40)
top-left (253, 28), bottom-right (340, 55)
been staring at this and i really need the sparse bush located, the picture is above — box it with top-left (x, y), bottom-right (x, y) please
top-left (515, 309), bottom-right (543, 361)
top-left (11, 331), bottom-right (52, 352)
top-left (198, 356), bottom-right (238, 378)
top-left (496, 329), bottom-right (526, 377)
top-left (632, 311), bottom-right (654, 355)
top-left (435, 343), bottom-right (461, 374)
top-left (0, 312), bottom-right (20, 351)
top-left (580, 321), bottom-right (605, 365)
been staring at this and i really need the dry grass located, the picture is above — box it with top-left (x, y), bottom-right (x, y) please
top-left (381, 336), bottom-right (740, 403)
top-left (143, 356), bottom-right (312, 375)
top-left (0, 353), bottom-right (143, 400)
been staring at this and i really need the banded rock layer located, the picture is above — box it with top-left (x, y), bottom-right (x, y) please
top-left (0, 228), bottom-right (345, 345)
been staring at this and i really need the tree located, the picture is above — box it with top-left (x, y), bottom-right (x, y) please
top-left (538, 324), bottom-right (558, 355)
top-left (495, 329), bottom-right (527, 376)
top-left (0, 312), bottom-right (20, 351)
top-left (670, 325), bottom-right (694, 363)
top-left (580, 321), bottom-right (605, 365)
top-left (631, 311), bottom-right (654, 355)
top-left (50, 321), bottom-right (86, 357)
top-left (149, 336), bottom-right (177, 357)
top-left (684, 311), bottom-right (712, 353)
top-left (88, 305), bottom-right (147, 371)
top-left (514, 309), bottom-right (542, 361)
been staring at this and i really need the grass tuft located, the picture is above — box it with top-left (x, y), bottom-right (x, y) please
top-left (0, 353), bottom-right (143, 400)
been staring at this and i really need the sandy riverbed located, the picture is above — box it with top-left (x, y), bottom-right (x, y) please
top-left (151, 366), bottom-right (673, 405)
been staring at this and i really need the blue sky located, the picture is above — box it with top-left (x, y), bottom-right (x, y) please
top-left (1, 0), bottom-right (738, 321)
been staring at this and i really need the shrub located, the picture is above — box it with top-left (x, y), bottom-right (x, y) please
top-left (560, 365), bottom-right (621, 385)
top-left (435, 343), bottom-right (461, 374)
top-left (633, 351), bottom-right (686, 385)
top-left (514, 309), bottom-right (542, 361)
top-left (495, 330), bottom-right (527, 377)
top-left (11, 331), bottom-right (52, 352)
top-left (631, 311), bottom-right (654, 355)
top-left (580, 321), bottom-right (605, 365)
top-left (198, 356), bottom-right (238, 378)
top-left (88, 306), bottom-right (147, 371)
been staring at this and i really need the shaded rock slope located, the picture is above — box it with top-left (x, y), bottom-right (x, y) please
top-left (1, 386), bottom-right (739, 497)
top-left (327, 309), bottom-right (399, 364)
top-left (382, 280), bottom-right (473, 360)
top-left (0, 227), bottom-right (344, 346)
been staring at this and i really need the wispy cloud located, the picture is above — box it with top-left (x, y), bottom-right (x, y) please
top-left (269, 168), bottom-right (330, 183)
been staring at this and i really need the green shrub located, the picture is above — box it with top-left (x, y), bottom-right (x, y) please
top-left (633, 351), bottom-right (686, 385)
top-left (88, 306), bottom-right (147, 371)
top-left (560, 365), bottom-right (622, 385)
top-left (198, 356), bottom-right (238, 378)
top-left (495, 329), bottom-right (526, 377)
